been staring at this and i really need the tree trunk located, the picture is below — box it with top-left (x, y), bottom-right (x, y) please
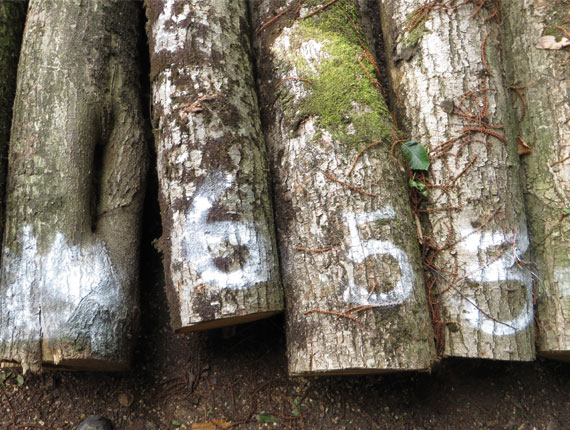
top-left (0, 0), bottom-right (147, 373)
top-left (0, 0), bottom-right (26, 250)
top-left (379, 0), bottom-right (535, 360)
top-left (500, 0), bottom-right (570, 359)
top-left (145, 0), bottom-right (283, 332)
top-left (252, 0), bottom-right (436, 375)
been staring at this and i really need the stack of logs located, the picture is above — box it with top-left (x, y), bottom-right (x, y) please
top-left (0, 0), bottom-right (567, 374)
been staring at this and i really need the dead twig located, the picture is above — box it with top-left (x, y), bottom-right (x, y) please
top-left (347, 141), bottom-right (382, 177)
top-left (304, 309), bottom-right (364, 326)
top-left (552, 154), bottom-right (570, 166)
top-left (256, 4), bottom-right (293, 34)
top-left (297, 0), bottom-right (340, 20)
top-left (322, 172), bottom-right (379, 197)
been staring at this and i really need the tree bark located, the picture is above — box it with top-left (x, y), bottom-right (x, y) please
top-left (500, 0), bottom-right (570, 359)
top-left (380, 0), bottom-right (535, 360)
top-left (0, 0), bottom-right (26, 251)
top-left (0, 0), bottom-right (147, 373)
top-left (145, 0), bottom-right (283, 332)
top-left (253, 0), bottom-right (436, 375)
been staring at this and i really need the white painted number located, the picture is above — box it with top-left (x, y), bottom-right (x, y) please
top-left (183, 172), bottom-right (271, 290)
top-left (342, 208), bottom-right (415, 306)
top-left (453, 225), bottom-right (533, 336)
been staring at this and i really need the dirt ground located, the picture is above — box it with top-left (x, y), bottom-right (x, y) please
top-left (0, 164), bottom-right (568, 430)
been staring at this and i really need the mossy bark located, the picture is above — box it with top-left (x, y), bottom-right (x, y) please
top-left (0, 0), bottom-right (147, 373)
top-left (253, 0), bottom-right (436, 375)
top-left (500, 0), bottom-right (570, 359)
top-left (145, 0), bottom-right (283, 332)
top-left (380, 1), bottom-right (535, 360)
top-left (0, 1), bottom-right (26, 252)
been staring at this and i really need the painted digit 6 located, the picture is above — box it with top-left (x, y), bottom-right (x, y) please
top-left (183, 171), bottom-right (271, 290)
top-left (342, 208), bottom-right (415, 306)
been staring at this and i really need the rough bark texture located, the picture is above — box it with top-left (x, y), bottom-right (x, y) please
top-left (146, 0), bottom-right (283, 332)
top-left (0, 0), bottom-right (26, 250)
top-left (500, 0), bottom-right (570, 359)
top-left (253, 0), bottom-right (436, 375)
top-left (0, 0), bottom-right (147, 372)
top-left (380, 0), bottom-right (535, 360)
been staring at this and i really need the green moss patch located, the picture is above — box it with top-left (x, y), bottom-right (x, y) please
top-left (285, 0), bottom-right (394, 149)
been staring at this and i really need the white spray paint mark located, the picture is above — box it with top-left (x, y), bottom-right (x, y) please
top-left (342, 208), bottom-right (415, 306)
top-left (450, 221), bottom-right (534, 336)
top-left (0, 226), bottom-right (127, 357)
top-left (183, 171), bottom-right (272, 290)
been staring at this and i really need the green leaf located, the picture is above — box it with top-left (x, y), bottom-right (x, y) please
top-left (409, 179), bottom-right (429, 197)
top-left (258, 413), bottom-right (277, 423)
top-left (16, 375), bottom-right (24, 387)
top-left (564, 208), bottom-right (570, 215)
top-left (401, 140), bottom-right (430, 170)
top-left (292, 398), bottom-right (302, 416)
top-left (171, 420), bottom-right (181, 427)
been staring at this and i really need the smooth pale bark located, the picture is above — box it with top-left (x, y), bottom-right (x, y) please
top-left (500, 1), bottom-right (570, 359)
top-left (253, 0), bottom-right (436, 375)
top-left (0, 0), bottom-right (147, 372)
top-left (146, 0), bottom-right (283, 332)
top-left (0, 1), bottom-right (26, 248)
top-left (380, 1), bottom-right (534, 360)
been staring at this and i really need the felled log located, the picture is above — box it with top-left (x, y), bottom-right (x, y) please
top-left (253, 0), bottom-right (436, 375)
top-left (500, 0), bottom-right (570, 359)
top-left (0, 0), bottom-right (147, 372)
top-left (380, 0), bottom-right (534, 360)
top-left (146, 0), bottom-right (283, 331)
top-left (0, 0), bottom-right (26, 247)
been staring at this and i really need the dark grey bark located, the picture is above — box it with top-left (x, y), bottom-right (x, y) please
top-left (145, 0), bottom-right (283, 331)
top-left (0, 0), bottom-right (26, 251)
top-left (0, 0), bottom-right (147, 372)
top-left (253, 0), bottom-right (436, 375)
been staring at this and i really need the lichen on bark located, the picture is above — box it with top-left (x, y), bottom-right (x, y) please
top-left (253, 0), bottom-right (436, 375)
top-left (380, 0), bottom-right (535, 360)
top-left (0, 0), bottom-right (147, 372)
top-left (500, 0), bottom-right (570, 359)
top-left (146, 0), bottom-right (283, 331)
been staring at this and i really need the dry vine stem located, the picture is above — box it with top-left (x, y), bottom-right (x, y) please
top-left (253, 0), bottom-right (435, 375)
top-left (380, 0), bottom-right (534, 360)
top-left (500, 0), bottom-right (570, 359)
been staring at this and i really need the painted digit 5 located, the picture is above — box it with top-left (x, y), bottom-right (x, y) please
top-left (342, 208), bottom-right (415, 306)
top-left (183, 171), bottom-right (271, 290)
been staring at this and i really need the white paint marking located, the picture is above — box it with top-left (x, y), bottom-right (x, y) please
top-left (451, 222), bottom-right (534, 336)
top-left (183, 171), bottom-right (272, 290)
top-left (0, 226), bottom-right (125, 353)
top-left (342, 209), bottom-right (415, 306)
